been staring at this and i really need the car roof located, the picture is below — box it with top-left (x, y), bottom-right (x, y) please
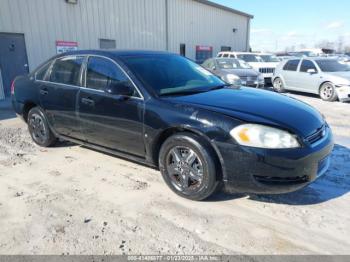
top-left (56, 49), bottom-right (173, 58)
top-left (284, 57), bottom-right (339, 62)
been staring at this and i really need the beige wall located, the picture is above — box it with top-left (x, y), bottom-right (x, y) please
top-left (0, 0), bottom-right (250, 71)
top-left (0, 0), bottom-right (167, 70)
top-left (168, 0), bottom-right (250, 57)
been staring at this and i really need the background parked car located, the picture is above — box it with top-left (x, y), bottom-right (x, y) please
top-left (337, 54), bottom-right (350, 65)
top-left (273, 57), bottom-right (350, 102)
top-left (217, 52), bottom-right (279, 83)
top-left (202, 58), bottom-right (265, 88)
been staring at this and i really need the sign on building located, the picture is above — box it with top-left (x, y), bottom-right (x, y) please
top-left (196, 45), bottom-right (213, 64)
top-left (56, 41), bottom-right (78, 54)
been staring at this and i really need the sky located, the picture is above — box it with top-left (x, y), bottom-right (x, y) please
top-left (211, 0), bottom-right (350, 52)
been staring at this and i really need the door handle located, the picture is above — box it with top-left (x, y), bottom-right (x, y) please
top-left (40, 88), bottom-right (48, 95)
top-left (81, 97), bottom-right (95, 106)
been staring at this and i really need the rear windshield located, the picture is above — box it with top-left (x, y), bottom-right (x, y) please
top-left (316, 60), bottom-right (350, 72)
top-left (216, 59), bottom-right (252, 69)
top-left (259, 55), bottom-right (280, 62)
top-left (236, 54), bottom-right (264, 63)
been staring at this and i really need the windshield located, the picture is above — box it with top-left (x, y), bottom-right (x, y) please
top-left (120, 54), bottom-right (225, 96)
top-left (216, 59), bottom-right (252, 69)
top-left (260, 55), bottom-right (280, 62)
top-left (236, 54), bottom-right (264, 63)
top-left (316, 59), bottom-right (350, 72)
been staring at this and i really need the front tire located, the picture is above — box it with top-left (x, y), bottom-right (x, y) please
top-left (27, 107), bottom-right (57, 147)
top-left (159, 133), bottom-right (219, 201)
top-left (319, 82), bottom-right (338, 102)
top-left (273, 77), bottom-right (285, 93)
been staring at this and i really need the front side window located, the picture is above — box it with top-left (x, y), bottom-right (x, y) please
top-left (120, 54), bottom-right (225, 96)
top-left (86, 57), bottom-right (138, 96)
top-left (49, 56), bottom-right (84, 85)
top-left (316, 59), bottom-right (350, 72)
top-left (300, 60), bottom-right (317, 72)
top-left (283, 60), bottom-right (300, 71)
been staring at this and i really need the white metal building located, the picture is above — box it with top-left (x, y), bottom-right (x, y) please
top-left (0, 0), bottom-right (253, 99)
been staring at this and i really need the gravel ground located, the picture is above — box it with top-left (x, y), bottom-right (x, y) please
top-left (0, 93), bottom-right (349, 255)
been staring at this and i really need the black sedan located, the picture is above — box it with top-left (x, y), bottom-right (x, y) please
top-left (12, 50), bottom-right (334, 201)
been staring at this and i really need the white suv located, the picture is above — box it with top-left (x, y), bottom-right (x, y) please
top-left (217, 52), bottom-right (280, 83)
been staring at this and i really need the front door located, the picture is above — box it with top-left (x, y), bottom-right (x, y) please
top-left (294, 59), bottom-right (320, 93)
top-left (0, 33), bottom-right (29, 99)
top-left (78, 56), bottom-right (145, 157)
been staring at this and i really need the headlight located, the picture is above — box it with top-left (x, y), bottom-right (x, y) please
top-left (230, 124), bottom-right (300, 149)
top-left (335, 84), bottom-right (350, 88)
top-left (225, 74), bottom-right (242, 86)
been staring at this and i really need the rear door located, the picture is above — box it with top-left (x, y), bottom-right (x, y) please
top-left (294, 59), bottom-right (320, 94)
top-left (78, 56), bottom-right (145, 157)
top-left (40, 55), bottom-right (85, 138)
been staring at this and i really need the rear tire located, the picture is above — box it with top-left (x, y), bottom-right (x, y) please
top-left (159, 132), bottom-right (219, 201)
top-left (27, 107), bottom-right (57, 147)
top-left (319, 82), bottom-right (338, 102)
top-left (273, 77), bottom-right (285, 93)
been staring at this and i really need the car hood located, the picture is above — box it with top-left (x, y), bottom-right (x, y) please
top-left (247, 62), bottom-right (279, 68)
top-left (220, 69), bottom-right (259, 77)
top-left (327, 71), bottom-right (350, 82)
top-left (165, 87), bottom-right (324, 138)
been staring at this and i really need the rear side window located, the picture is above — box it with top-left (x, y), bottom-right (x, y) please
top-left (283, 60), bottom-right (300, 71)
top-left (300, 60), bottom-right (317, 72)
top-left (35, 62), bottom-right (52, 81)
top-left (85, 57), bottom-right (138, 96)
top-left (49, 56), bottom-right (84, 86)
top-left (223, 54), bottom-right (229, 58)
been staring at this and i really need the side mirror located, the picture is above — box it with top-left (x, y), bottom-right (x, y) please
top-left (212, 66), bottom-right (216, 71)
top-left (307, 68), bottom-right (317, 74)
top-left (106, 82), bottom-right (134, 97)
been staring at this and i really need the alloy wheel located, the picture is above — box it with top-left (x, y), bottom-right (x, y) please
top-left (273, 78), bottom-right (283, 92)
top-left (166, 146), bottom-right (204, 193)
top-left (320, 83), bottom-right (334, 100)
top-left (29, 113), bottom-right (48, 144)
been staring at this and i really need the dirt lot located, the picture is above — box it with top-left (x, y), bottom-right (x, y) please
top-left (0, 93), bottom-right (349, 255)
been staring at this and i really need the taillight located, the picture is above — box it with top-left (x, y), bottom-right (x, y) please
top-left (10, 80), bottom-right (15, 95)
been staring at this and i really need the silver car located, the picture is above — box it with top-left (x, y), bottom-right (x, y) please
top-left (273, 58), bottom-right (350, 102)
top-left (202, 58), bottom-right (265, 88)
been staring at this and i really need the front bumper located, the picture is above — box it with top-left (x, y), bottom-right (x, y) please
top-left (242, 80), bottom-right (265, 88)
top-left (336, 86), bottom-right (350, 102)
top-left (216, 126), bottom-right (334, 194)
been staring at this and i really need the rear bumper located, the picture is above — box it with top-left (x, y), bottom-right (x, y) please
top-left (11, 96), bottom-right (25, 120)
top-left (216, 126), bottom-right (334, 194)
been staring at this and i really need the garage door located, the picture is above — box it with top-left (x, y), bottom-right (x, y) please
top-left (0, 33), bottom-right (29, 99)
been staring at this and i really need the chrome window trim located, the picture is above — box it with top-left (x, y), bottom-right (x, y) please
top-left (39, 55), bottom-right (86, 86)
top-left (35, 54), bottom-right (144, 101)
top-left (34, 60), bottom-right (55, 81)
top-left (84, 54), bottom-right (144, 100)
top-left (35, 79), bottom-right (82, 89)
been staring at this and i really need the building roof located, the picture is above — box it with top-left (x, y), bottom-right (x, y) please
top-left (194, 0), bottom-right (254, 18)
